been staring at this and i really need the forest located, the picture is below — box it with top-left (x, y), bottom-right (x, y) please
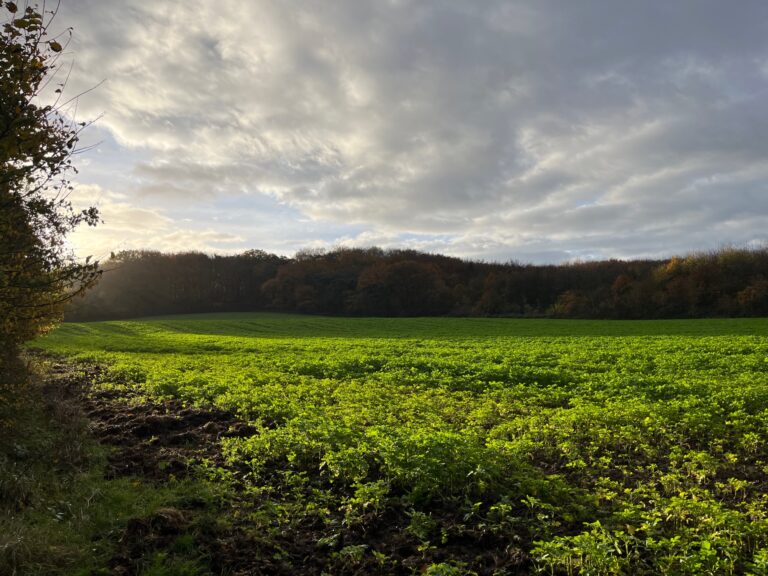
top-left (66, 246), bottom-right (768, 321)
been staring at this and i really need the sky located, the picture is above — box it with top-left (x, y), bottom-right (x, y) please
top-left (52, 0), bottom-right (768, 263)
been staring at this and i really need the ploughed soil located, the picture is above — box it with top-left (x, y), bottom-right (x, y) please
top-left (39, 355), bottom-right (270, 575)
top-left (85, 387), bottom-right (255, 482)
top-left (41, 355), bottom-right (530, 576)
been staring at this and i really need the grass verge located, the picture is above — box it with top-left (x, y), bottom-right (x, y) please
top-left (0, 354), bottom-right (226, 576)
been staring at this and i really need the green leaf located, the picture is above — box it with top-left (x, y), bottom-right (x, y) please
top-left (49, 40), bottom-right (62, 52)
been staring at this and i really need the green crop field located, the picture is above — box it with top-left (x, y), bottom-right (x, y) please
top-left (37, 314), bottom-right (768, 575)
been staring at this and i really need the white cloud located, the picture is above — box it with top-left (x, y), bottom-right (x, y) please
top-left (67, 185), bottom-right (247, 258)
top-left (55, 0), bottom-right (768, 262)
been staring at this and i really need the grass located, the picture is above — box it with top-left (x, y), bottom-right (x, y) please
top-left (0, 355), bottom-right (224, 576)
top-left (29, 313), bottom-right (768, 574)
top-left (55, 313), bottom-right (768, 340)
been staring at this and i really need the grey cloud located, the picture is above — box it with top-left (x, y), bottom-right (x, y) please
top-left (59, 0), bottom-right (768, 261)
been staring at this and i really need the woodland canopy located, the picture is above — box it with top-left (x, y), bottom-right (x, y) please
top-left (67, 246), bottom-right (768, 321)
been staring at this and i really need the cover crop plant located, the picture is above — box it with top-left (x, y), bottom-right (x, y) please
top-left (38, 314), bottom-right (768, 575)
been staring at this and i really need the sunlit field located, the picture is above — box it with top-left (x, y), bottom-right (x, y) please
top-left (39, 314), bottom-right (768, 574)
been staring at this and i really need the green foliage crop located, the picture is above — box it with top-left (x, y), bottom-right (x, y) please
top-left (37, 314), bottom-right (768, 574)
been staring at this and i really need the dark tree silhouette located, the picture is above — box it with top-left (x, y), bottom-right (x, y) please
top-left (65, 246), bottom-right (768, 321)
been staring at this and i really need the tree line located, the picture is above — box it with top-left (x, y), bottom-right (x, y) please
top-left (66, 246), bottom-right (768, 320)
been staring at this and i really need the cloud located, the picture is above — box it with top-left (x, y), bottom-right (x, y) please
top-left (57, 0), bottom-right (768, 261)
top-left (67, 185), bottom-right (247, 258)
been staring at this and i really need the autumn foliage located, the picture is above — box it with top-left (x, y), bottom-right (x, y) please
top-left (1, 2), bottom-right (99, 377)
top-left (67, 246), bottom-right (768, 321)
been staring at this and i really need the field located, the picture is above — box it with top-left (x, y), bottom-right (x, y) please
top-left (37, 314), bottom-right (768, 575)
